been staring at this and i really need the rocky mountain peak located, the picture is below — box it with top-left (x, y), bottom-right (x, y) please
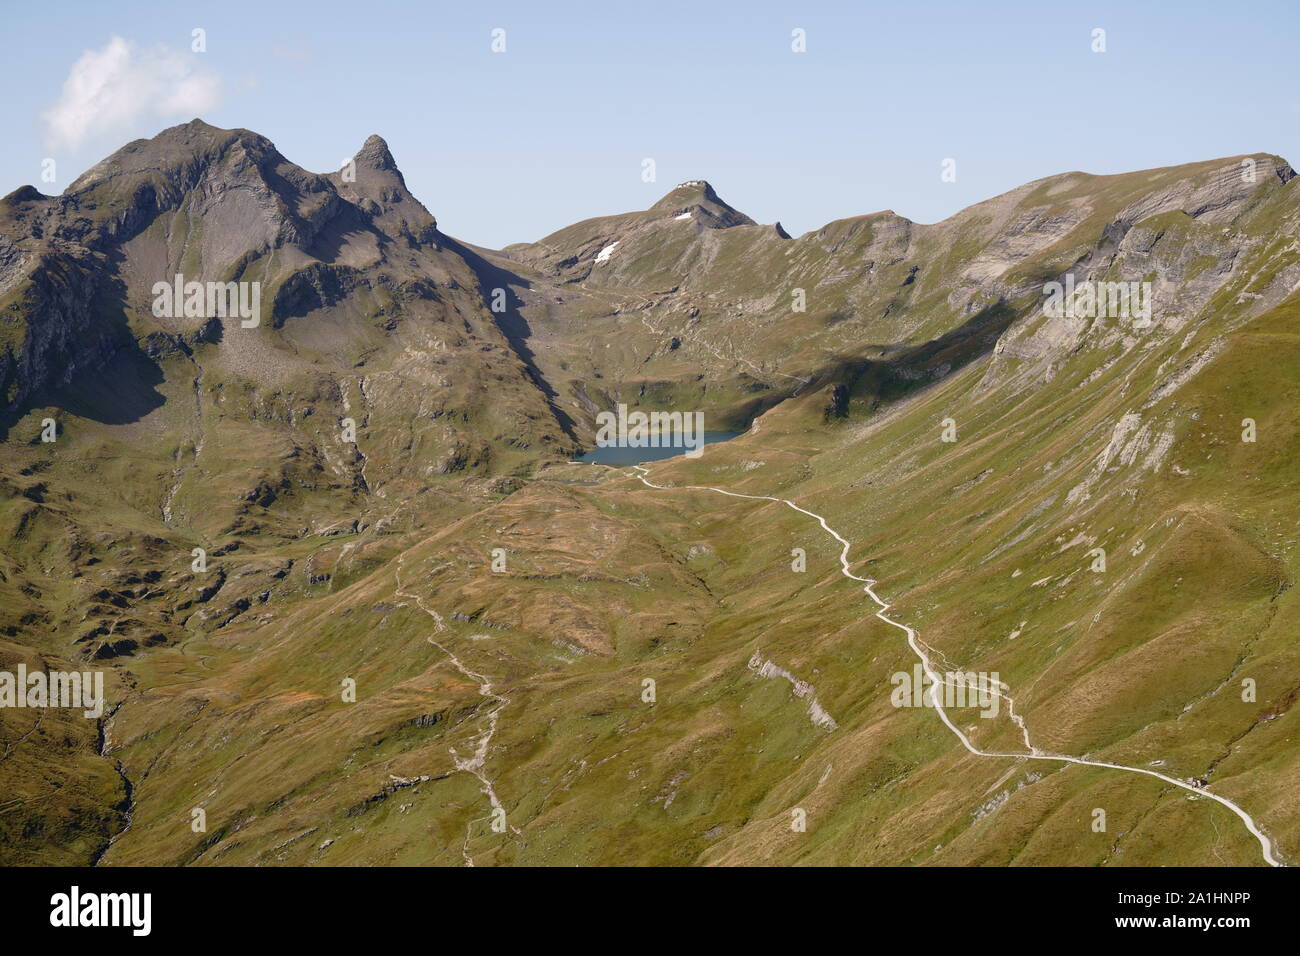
top-left (336, 133), bottom-right (436, 239)
top-left (355, 134), bottom-right (401, 177)
top-left (652, 179), bottom-right (718, 207)
top-left (650, 179), bottom-right (755, 227)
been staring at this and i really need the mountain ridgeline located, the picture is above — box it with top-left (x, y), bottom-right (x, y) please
top-left (1, 121), bottom-right (1298, 866)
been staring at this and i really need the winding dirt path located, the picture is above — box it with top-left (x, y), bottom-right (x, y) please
top-left (629, 465), bottom-right (1284, 867)
top-left (395, 554), bottom-right (517, 865)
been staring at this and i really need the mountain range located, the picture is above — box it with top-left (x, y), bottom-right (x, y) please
top-left (2, 119), bottom-right (1298, 866)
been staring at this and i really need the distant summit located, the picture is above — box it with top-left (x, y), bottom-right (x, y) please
top-left (650, 180), bottom-right (755, 227)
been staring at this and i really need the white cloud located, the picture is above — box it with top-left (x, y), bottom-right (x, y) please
top-left (41, 36), bottom-right (222, 152)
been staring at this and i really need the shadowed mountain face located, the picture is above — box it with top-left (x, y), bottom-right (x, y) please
top-left (2, 121), bottom-right (1299, 867)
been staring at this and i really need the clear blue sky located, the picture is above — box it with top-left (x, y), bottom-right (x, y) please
top-left (3, 0), bottom-right (1297, 248)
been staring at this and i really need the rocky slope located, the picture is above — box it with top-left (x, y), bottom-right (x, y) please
top-left (473, 155), bottom-right (1296, 433)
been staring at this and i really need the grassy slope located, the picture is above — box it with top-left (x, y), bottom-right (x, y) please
top-left (76, 291), bottom-right (1299, 867)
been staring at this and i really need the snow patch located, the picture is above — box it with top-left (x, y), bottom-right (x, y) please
top-left (594, 241), bottom-right (619, 264)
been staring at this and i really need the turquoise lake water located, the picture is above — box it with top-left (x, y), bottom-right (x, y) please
top-left (575, 431), bottom-right (742, 465)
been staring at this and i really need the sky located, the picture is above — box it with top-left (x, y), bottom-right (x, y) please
top-left (2, 0), bottom-right (1298, 248)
